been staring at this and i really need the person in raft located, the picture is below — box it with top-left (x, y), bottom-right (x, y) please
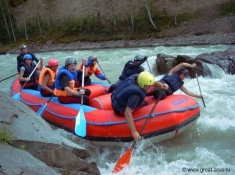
top-left (77, 55), bottom-right (108, 86)
top-left (17, 44), bottom-right (39, 71)
top-left (111, 71), bottom-right (168, 142)
top-left (38, 58), bottom-right (59, 97)
top-left (148, 62), bottom-right (204, 100)
top-left (54, 58), bottom-right (91, 105)
top-left (107, 55), bottom-right (148, 93)
top-left (18, 54), bottom-right (43, 90)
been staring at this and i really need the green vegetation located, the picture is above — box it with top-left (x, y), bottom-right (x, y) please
top-left (0, 126), bottom-right (12, 144)
top-left (19, 144), bottom-right (26, 150)
top-left (219, 0), bottom-right (235, 15)
top-left (0, 0), bottom-right (196, 53)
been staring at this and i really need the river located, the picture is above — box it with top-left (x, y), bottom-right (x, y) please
top-left (0, 45), bottom-right (234, 175)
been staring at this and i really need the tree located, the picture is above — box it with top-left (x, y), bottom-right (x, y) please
top-left (128, 0), bottom-right (135, 31)
top-left (5, 0), bottom-right (16, 41)
top-left (144, 0), bottom-right (157, 30)
top-left (106, 0), bottom-right (117, 31)
top-left (33, 0), bottom-right (42, 33)
top-left (0, 0), bottom-right (11, 39)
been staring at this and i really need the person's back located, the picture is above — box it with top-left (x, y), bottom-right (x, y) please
top-left (111, 71), bottom-right (155, 141)
top-left (149, 62), bottom-right (203, 100)
top-left (108, 55), bottom-right (147, 93)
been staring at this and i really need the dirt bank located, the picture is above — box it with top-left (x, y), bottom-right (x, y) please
top-left (5, 32), bottom-right (235, 54)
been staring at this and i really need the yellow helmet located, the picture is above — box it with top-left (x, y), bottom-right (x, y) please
top-left (137, 71), bottom-right (155, 88)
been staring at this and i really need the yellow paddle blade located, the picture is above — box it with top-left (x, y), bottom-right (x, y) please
top-left (112, 148), bottom-right (133, 173)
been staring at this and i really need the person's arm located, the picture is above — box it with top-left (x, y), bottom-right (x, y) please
top-left (169, 62), bottom-right (196, 75)
top-left (60, 74), bottom-right (84, 96)
top-left (36, 58), bottom-right (43, 70)
top-left (41, 73), bottom-right (54, 94)
top-left (180, 85), bottom-right (203, 99)
top-left (17, 55), bottom-right (22, 66)
top-left (18, 68), bottom-right (29, 82)
top-left (153, 81), bottom-right (169, 90)
top-left (124, 107), bottom-right (141, 142)
top-left (31, 53), bottom-right (39, 63)
top-left (125, 60), bottom-right (145, 69)
top-left (124, 94), bottom-right (142, 142)
top-left (94, 68), bottom-right (107, 80)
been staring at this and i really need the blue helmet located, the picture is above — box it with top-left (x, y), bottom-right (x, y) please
top-left (87, 56), bottom-right (97, 66)
top-left (23, 54), bottom-right (32, 60)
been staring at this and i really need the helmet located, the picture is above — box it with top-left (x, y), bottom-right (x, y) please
top-left (23, 54), bottom-right (32, 60)
top-left (87, 56), bottom-right (97, 66)
top-left (48, 58), bottom-right (59, 67)
top-left (20, 44), bottom-right (27, 49)
top-left (180, 68), bottom-right (189, 76)
top-left (137, 71), bottom-right (155, 88)
top-left (134, 55), bottom-right (144, 61)
top-left (65, 58), bottom-right (77, 67)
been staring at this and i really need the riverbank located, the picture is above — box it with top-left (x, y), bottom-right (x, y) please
top-left (5, 32), bottom-right (235, 54)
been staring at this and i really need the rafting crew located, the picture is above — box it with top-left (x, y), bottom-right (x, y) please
top-left (77, 56), bottom-right (109, 86)
top-left (148, 62), bottom-right (204, 100)
top-left (17, 44), bottom-right (39, 72)
top-left (38, 58), bottom-right (59, 97)
top-left (54, 58), bottom-right (91, 105)
top-left (18, 54), bottom-right (43, 90)
top-left (111, 71), bottom-right (168, 142)
top-left (108, 55), bottom-right (148, 93)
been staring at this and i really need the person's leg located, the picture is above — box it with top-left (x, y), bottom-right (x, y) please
top-left (153, 89), bottom-right (166, 100)
top-left (107, 84), bottom-right (116, 93)
top-left (24, 82), bottom-right (38, 90)
top-left (84, 76), bottom-right (91, 86)
top-left (107, 80), bottom-right (122, 93)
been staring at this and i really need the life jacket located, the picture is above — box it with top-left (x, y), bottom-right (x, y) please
top-left (78, 63), bottom-right (98, 76)
top-left (119, 61), bottom-right (144, 80)
top-left (54, 67), bottom-right (78, 97)
top-left (160, 72), bottom-right (184, 95)
top-left (111, 74), bottom-right (146, 111)
top-left (38, 66), bottom-right (58, 92)
top-left (18, 62), bottom-right (37, 85)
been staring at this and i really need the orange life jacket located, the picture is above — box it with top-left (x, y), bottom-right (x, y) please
top-left (38, 66), bottom-right (58, 87)
top-left (77, 63), bottom-right (98, 76)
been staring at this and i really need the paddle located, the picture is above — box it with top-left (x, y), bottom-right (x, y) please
top-left (37, 94), bottom-right (54, 116)
top-left (97, 61), bottom-right (112, 84)
top-left (74, 62), bottom-right (86, 137)
top-left (194, 68), bottom-right (206, 108)
top-left (12, 60), bottom-right (41, 100)
top-left (0, 73), bottom-right (18, 83)
top-left (146, 59), bottom-right (152, 74)
top-left (112, 90), bottom-right (164, 173)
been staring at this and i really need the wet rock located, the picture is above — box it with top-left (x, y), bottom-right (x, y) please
top-left (195, 47), bottom-right (235, 75)
top-left (0, 91), bottom-right (100, 175)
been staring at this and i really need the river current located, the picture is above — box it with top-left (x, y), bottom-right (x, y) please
top-left (0, 44), bottom-right (234, 175)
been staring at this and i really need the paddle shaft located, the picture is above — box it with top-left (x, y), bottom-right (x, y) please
top-left (81, 62), bottom-right (85, 104)
top-left (0, 73), bottom-right (18, 82)
top-left (194, 68), bottom-right (206, 108)
top-left (97, 61), bottom-right (111, 84)
top-left (112, 90), bottom-right (164, 173)
top-left (146, 60), bottom-right (152, 74)
top-left (130, 90), bottom-right (163, 149)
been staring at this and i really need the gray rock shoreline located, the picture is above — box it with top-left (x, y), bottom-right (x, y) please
top-left (6, 32), bottom-right (235, 54)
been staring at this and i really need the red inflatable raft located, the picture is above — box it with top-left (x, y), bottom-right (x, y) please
top-left (10, 79), bottom-right (200, 146)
